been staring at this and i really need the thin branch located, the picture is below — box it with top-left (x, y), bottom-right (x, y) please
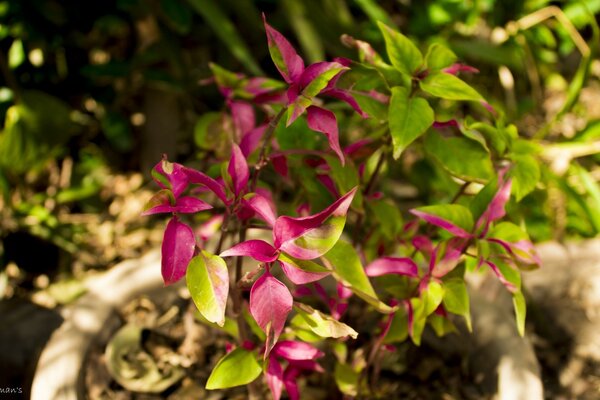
top-left (251, 107), bottom-right (287, 191)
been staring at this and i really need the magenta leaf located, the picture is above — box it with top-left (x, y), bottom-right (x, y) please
top-left (266, 356), bottom-right (284, 400)
top-left (485, 259), bottom-right (518, 293)
top-left (184, 166), bottom-right (229, 204)
top-left (283, 367), bottom-right (301, 400)
top-left (365, 257), bottom-right (418, 278)
top-left (273, 187), bottom-right (357, 259)
top-left (250, 270), bottom-right (293, 355)
top-left (443, 63), bottom-right (479, 75)
top-left (476, 178), bottom-right (512, 236)
top-left (306, 106), bottom-right (345, 165)
top-left (227, 143), bottom-right (250, 198)
top-left (152, 157), bottom-right (189, 198)
top-left (322, 87), bottom-right (369, 118)
top-left (142, 195), bottom-right (213, 216)
top-left (272, 341), bottom-right (324, 361)
top-left (278, 258), bottom-right (330, 285)
top-left (263, 15), bottom-right (304, 84)
top-left (240, 125), bottom-right (267, 157)
top-left (243, 192), bottom-right (277, 226)
top-left (220, 240), bottom-right (279, 262)
top-left (230, 100), bottom-right (255, 139)
top-left (161, 217), bottom-right (196, 285)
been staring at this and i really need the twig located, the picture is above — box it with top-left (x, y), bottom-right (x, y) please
top-left (251, 107), bottom-right (287, 191)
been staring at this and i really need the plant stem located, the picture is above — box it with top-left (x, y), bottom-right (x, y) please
top-left (251, 107), bottom-right (287, 191)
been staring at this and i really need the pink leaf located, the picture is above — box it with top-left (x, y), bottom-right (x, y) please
top-left (487, 238), bottom-right (541, 266)
top-left (220, 240), bottom-right (279, 262)
top-left (322, 88), bottom-right (369, 118)
top-left (443, 63), bottom-right (479, 75)
top-left (184, 167), bottom-right (229, 204)
top-left (283, 367), bottom-right (301, 400)
top-left (250, 270), bottom-right (293, 355)
top-left (161, 217), bottom-right (196, 285)
top-left (431, 238), bottom-right (466, 278)
top-left (228, 143), bottom-right (250, 198)
top-left (263, 15), bottom-right (304, 84)
top-left (273, 187), bottom-right (357, 259)
top-left (272, 341), bottom-right (324, 361)
top-left (243, 192), bottom-right (277, 226)
top-left (365, 257), bottom-right (418, 277)
top-left (306, 107), bottom-right (345, 163)
top-left (279, 261), bottom-right (329, 285)
top-left (477, 178), bottom-right (512, 235)
top-left (271, 154), bottom-right (289, 178)
top-left (142, 195), bottom-right (212, 216)
top-left (152, 157), bottom-right (189, 198)
top-left (485, 260), bottom-right (518, 293)
top-left (266, 356), bottom-right (284, 400)
top-left (197, 214), bottom-right (224, 243)
top-left (230, 101), bottom-right (255, 140)
top-left (240, 125), bottom-right (267, 157)
top-left (298, 61), bottom-right (346, 91)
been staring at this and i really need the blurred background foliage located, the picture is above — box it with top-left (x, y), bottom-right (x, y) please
top-left (0, 0), bottom-right (599, 299)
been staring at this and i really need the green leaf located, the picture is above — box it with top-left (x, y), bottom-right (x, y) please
top-left (383, 307), bottom-right (409, 344)
top-left (323, 241), bottom-right (392, 313)
top-left (420, 71), bottom-right (483, 102)
top-left (194, 112), bottom-right (225, 151)
top-left (389, 86), bottom-right (434, 159)
top-left (368, 199), bottom-right (403, 239)
top-left (510, 154), bottom-right (540, 201)
top-left (424, 131), bottom-right (493, 182)
top-left (377, 22), bottom-right (423, 76)
top-left (442, 278), bottom-right (471, 331)
top-left (206, 348), bottom-right (262, 389)
top-left (428, 313), bottom-right (456, 337)
top-left (409, 298), bottom-right (426, 345)
top-left (304, 66), bottom-right (348, 99)
top-left (513, 290), bottom-right (526, 337)
top-left (488, 222), bottom-right (529, 243)
top-left (294, 303), bottom-right (358, 339)
top-left (422, 280), bottom-right (444, 316)
top-left (186, 251), bottom-right (229, 326)
top-left (334, 362), bottom-right (360, 396)
top-left (424, 43), bottom-right (457, 71)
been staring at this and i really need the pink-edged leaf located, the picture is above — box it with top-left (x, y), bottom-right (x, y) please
top-left (240, 124), bottom-right (267, 157)
top-left (283, 367), bottom-right (301, 400)
top-left (161, 217), bottom-right (196, 285)
top-left (298, 62), bottom-right (347, 93)
top-left (430, 238), bottom-right (465, 278)
top-left (476, 178), bottom-right (512, 234)
top-left (230, 101), bottom-right (255, 139)
top-left (487, 238), bottom-right (541, 267)
top-left (243, 192), bottom-right (277, 226)
top-left (263, 15), bottom-right (304, 84)
top-left (220, 240), bottom-right (279, 262)
top-left (443, 63), bottom-right (479, 75)
top-left (184, 167), bottom-right (229, 204)
top-left (142, 189), bottom-right (175, 216)
top-left (412, 235), bottom-right (434, 257)
top-left (410, 205), bottom-right (474, 238)
top-left (306, 106), bottom-right (344, 165)
top-left (227, 143), bottom-right (250, 198)
top-left (365, 257), bottom-right (418, 278)
top-left (273, 341), bottom-right (323, 361)
top-left (343, 138), bottom-right (373, 156)
top-left (279, 260), bottom-right (330, 285)
top-left (186, 251), bottom-right (229, 326)
top-left (250, 270), bottom-right (293, 355)
top-left (266, 356), bottom-right (284, 400)
top-left (316, 173), bottom-right (339, 198)
top-left (322, 88), bottom-right (369, 118)
top-left (152, 157), bottom-right (189, 198)
top-left (485, 260), bottom-right (518, 293)
top-left (273, 187), bottom-right (357, 259)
